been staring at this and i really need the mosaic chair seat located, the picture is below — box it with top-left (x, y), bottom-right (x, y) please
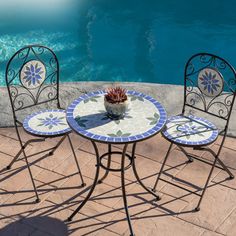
top-left (162, 115), bottom-right (219, 146)
top-left (153, 53), bottom-right (236, 211)
top-left (23, 109), bottom-right (71, 136)
top-left (5, 45), bottom-right (85, 203)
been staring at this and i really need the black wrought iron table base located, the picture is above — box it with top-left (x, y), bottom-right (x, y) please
top-left (67, 141), bottom-right (160, 236)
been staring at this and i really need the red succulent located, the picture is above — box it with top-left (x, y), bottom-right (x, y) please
top-left (105, 87), bottom-right (127, 104)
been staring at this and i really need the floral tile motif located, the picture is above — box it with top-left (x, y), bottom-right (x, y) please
top-left (146, 112), bottom-right (160, 125)
top-left (198, 68), bottom-right (223, 97)
top-left (37, 113), bottom-right (67, 130)
top-left (20, 60), bottom-right (46, 89)
top-left (23, 110), bottom-right (71, 136)
top-left (162, 115), bottom-right (218, 146)
top-left (176, 122), bottom-right (205, 139)
top-left (107, 130), bottom-right (131, 137)
top-left (66, 90), bottom-right (167, 143)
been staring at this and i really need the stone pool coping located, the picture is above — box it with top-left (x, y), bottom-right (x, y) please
top-left (0, 81), bottom-right (235, 136)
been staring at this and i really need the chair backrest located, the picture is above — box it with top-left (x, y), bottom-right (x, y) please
top-left (183, 53), bottom-right (236, 132)
top-left (6, 45), bottom-right (60, 119)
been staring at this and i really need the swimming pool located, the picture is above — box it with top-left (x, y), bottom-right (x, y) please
top-left (0, 0), bottom-right (236, 86)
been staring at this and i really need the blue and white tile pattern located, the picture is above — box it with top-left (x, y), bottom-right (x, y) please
top-left (23, 109), bottom-right (71, 136)
top-left (66, 90), bottom-right (167, 143)
top-left (162, 115), bottom-right (219, 146)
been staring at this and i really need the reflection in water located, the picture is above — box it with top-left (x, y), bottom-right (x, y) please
top-left (0, 31), bottom-right (76, 62)
top-left (0, 0), bottom-right (236, 85)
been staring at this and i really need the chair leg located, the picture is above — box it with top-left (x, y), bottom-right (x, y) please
top-left (217, 158), bottom-right (234, 179)
top-left (6, 147), bottom-right (25, 170)
top-left (195, 157), bottom-right (218, 211)
top-left (67, 134), bottom-right (86, 187)
top-left (177, 145), bottom-right (194, 163)
top-left (7, 138), bottom-right (46, 169)
top-left (196, 146), bottom-right (234, 179)
top-left (152, 143), bottom-right (173, 192)
top-left (11, 126), bottom-right (42, 202)
top-left (49, 135), bottom-right (67, 155)
top-left (22, 148), bottom-right (40, 203)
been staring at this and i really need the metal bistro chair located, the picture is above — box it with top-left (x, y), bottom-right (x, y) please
top-left (5, 45), bottom-right (85, 202)
top-left (152, 53), bottom-right (236, 211)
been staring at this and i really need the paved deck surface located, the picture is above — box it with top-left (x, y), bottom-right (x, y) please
top-left (0, 127), bottom-right (236, 236)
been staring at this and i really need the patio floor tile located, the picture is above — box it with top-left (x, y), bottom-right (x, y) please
top-left (178, 184), bottom-right (236, 231)
top-left (0, 127), bottom-right (236, 235)
top-left (123, 208), bottom-right (204, 236)
top-left (0, 179), bottom-right (56, 219)
top-left (212, 168), bottom-right (236, 190)
top-left (0, 156), bottom-right (44, 201)
top-left (216, 206), bottom-right (236, 235)
top-left (200, 230), bottom-right (225, 236)
top-left (171, 157), bottom-right (221, 191)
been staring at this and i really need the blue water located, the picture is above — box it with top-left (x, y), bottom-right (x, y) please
top-left (1, 0), bottom-right (236, 86)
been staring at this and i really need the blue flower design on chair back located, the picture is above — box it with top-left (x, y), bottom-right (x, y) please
top-left (21, 60), bottom-right (46, 89)
top-left (198, 68), bottom-right (223, 97)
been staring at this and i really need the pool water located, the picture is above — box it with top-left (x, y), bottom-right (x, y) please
top-left (0, 0), bottom-right (236, 86)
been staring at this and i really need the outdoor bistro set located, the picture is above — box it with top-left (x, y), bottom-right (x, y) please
top-left (4, 45), bottom-right (236, 236)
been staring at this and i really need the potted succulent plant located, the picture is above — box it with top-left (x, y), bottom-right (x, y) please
top-left (104, 87), bottom-right (129, 119)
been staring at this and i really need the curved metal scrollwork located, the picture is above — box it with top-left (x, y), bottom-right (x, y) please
top-left (6, 45), bottom-right (59, 112)
top-left (184, 53), bottom-right (236, 120)
top-left (200, 54), bottom-right (214, 64)
top-left (34, 46), bottom-right (45, 55)
top-left (18, 48), bottom-right (30, 61)
top-left (206, 94), bottom-right (232, 119)
top-left (11, 87), bottom-right (36, 110)
top-left (36, 71), bottom-right (58, 104)
top-left (186, 62), bottom-right (195, 75)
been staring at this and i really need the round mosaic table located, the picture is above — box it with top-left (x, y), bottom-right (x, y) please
top-left (66, 90), bottom-right (167, 236)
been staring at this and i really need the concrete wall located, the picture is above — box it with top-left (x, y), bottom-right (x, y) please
top-left (0, 82), bottom-right (235, 136)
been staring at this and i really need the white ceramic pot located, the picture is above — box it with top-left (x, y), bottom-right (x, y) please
top-left (104, 98), bottom-right (129, 119)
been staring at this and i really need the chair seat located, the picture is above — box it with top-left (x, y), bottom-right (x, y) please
top-left (161, 115), bottom-right (218, 146)
top-left (23, 109), bottom-right (71, 136)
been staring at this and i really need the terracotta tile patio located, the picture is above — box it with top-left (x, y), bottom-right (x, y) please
top-left (0, 127), bottom-right (236, 236)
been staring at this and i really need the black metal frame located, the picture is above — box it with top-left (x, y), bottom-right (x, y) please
top-left (152, 53), bottom-right (236, 211)
top-left (5, 45), bottom-right (85, 202)
top-left (67, 141), bottom-right (160, 236)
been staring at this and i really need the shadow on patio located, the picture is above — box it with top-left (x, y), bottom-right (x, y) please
top-left (0, 127), bottom-right (236, 235)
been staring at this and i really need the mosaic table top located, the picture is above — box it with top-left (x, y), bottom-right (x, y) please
top-left (66, 90), bottom-right (167, 143)
top-left (162, 115), bottom-right (219, 146)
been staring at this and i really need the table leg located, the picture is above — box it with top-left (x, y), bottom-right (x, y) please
top-left (131, 143), bottom-right (161, 201)
top-left (121, 144), bottom-right (135, 236)
top-left (67, 140), bottom-right (101, 221)
top-left (67, 141), bottom-right (157, 235)
top-left (98, 144), bottom-right (112, 183)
